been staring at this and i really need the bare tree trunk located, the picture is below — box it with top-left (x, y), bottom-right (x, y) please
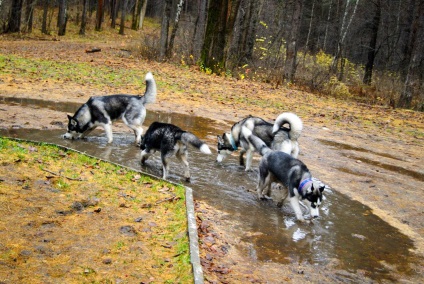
top-left (58, 0), bottom-right (67, 36)
top-left (305, 0), bottom-right (315, 52)
top-left (167, 0), bottom-right (185, 58)
top-left (331, 0), bottom-right (360, 79)
top-left (131, 0), bottom-right (140, 30)
top-left (119, 0), bottom-right (127, 35)
top-left (283, 0), bottom-right (303, 83)
top-left (243, 0), bottom-right (263, 63)
top-left (25, 0), bottom-right (35, 33)
top-left (398, 0), bottom-right (422, 108)
top-left (111, 0), bottom-right (117, 28)
top-left (138, 0), bottom-right (148, 29)
top-left (363, 0), bottom-right (381, 85)
top-left (192, 0), bottom-right (208, 59)
top-left (79, 0), bottom-right (88, 35)
top-left (201, 0), bottom-right (229, 73)
top-left (159, 0), bottom-right (172, 60)
top-left (323, 0), bottom-right (333, 52)
top-left (7, 0), bottom-right (24, 33)
top-left (95, 0), bottom-right (104, 31)
top-left (42, 0), bottom-right (49, 34)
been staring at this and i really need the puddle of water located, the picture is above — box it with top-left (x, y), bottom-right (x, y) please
top-left (0, 96), bottom-right (422, 282)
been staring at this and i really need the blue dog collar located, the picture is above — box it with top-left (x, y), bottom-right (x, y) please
top-left (228, 134), bottom-right (238, 150)
top-left (299, 178), bottom-right (313, 194)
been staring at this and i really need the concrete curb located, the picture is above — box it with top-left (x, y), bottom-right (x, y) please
top-left (0, 136), bottom-right (204, 283)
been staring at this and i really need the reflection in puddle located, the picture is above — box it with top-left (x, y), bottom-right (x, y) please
top-left (0, 96), bottom-right (422, 282)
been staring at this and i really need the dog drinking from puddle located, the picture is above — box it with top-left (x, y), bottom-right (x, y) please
top-left (242, 124), bottom-right (325, 221)
top-left (63, 72), bottom-right (156, 145)
top-left (140, 122), bottom-right (211, 181)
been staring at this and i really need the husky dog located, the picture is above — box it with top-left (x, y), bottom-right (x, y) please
top-left (63, 72), bottom-right (157, 145)
top-left (140, 122), bottom-right (211, 181)
top-left (216, 112), bottom-right (302, 171)
top-left (242, 125), bottom-right (325, 221)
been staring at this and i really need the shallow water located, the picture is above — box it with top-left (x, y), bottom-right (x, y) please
top-left (0, 96), bottom-right (421, 281)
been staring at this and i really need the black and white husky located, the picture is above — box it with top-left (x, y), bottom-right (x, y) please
top-left (216, 112), bottom-right (302, 171)
top-left (140, 122), bottom-right (211, 181)
top-left (63, 72), bottom-right (157, 145)
top-left (242, 125), bottom-right (325, 222)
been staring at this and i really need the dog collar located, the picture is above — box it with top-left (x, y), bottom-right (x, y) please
top-left (228, 134), bottom-right (238, 150)
top-left (298, 178), bottom-right (313, 195)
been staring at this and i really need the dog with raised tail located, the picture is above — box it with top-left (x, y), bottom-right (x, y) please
top-left (242, 124), bottom-right (325, 221)
top-left (140, 122), bottom-right (211, 181)
top-left (63, 72), bottom-right (157, 145)
top-left (217, 112), bottom-right (302, 171)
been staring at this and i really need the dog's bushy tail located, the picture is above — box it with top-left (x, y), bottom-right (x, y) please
top-left (242, 124), bottom-right (271, 156)
top-left (272, 112), bottom-right (303, 140)
top-left (141, 72), bottom-right (157, 104)
top-left (181, 133), bottom-right (212, 154)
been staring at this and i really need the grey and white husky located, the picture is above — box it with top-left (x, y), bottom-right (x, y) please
top-left (216, 112), bottom-right (302, 171)
top-left (242, 125), bottom-right (325, 222)
top-left (140, 122), bottom-right (211, 181)
top-left (63, 72), bottom-right (157, 145)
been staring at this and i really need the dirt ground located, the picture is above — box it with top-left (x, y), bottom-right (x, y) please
top-left (1, 36), bottom-right (423, 283)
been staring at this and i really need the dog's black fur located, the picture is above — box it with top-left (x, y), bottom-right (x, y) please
top-left (242, 125), bottom-right (325, 221)
top-left (63, 72), bottom-right (156, 144)
top-left (140, 122), bottom-right (211, 181)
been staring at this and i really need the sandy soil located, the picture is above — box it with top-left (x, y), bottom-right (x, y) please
top-left (1, 36), bottom-right (423, 283)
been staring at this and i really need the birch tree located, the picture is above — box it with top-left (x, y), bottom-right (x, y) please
top-left (137, 0), bottom-right (148, 29)
top-left (331, 0), bottom-right (360, 80)
top-left (168, 0), bottom-right (184, 58)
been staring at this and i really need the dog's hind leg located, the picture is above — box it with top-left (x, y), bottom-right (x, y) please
top-left (239, 149), bottom-right (246, 166)
top-left (103, 123), bottom-right (113, 143)
top-left (161, 154), bottom-right (171, 180)
top-left (245, 149), bottom-right (254, 171)
top-left (276, 185), bottom-right (289, 207)
top-left (176, 148), bottom-right (191, 182)
top-left (140, 149), bottom-right (152, 164)
top-left (132, 126), bottom-right (143, 145)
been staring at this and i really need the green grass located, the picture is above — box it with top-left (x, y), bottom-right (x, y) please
top-left (0, 54), bottom-right (146, 89)
top-left (0, 137), bottom-right (194, 283)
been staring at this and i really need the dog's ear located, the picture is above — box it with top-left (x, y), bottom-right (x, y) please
top-left (67, 114), bottom-right (73, 120)
top-left (319, 185), bottom-right (325, 192)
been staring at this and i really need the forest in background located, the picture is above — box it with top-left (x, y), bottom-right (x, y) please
top-left (0, 0), bottom-right (423, 111)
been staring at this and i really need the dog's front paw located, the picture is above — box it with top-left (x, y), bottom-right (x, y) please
top-left (296, 216), bottom-right (306, 222)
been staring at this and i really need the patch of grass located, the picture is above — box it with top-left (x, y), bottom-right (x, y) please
top-left (0, 54), bottom-right (146, 90)
top-left (0, 138), bottom-right (194, 283)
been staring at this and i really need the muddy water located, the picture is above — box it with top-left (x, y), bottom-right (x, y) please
top-left (0, 97), bottom-right (420, 282)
